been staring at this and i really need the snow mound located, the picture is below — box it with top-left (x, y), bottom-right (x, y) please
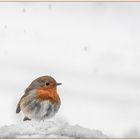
top-left (0, 118), bottom-right (107, 138)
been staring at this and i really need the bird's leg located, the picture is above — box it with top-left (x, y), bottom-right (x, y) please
top-left (23, 116), bottom-right (31, 121)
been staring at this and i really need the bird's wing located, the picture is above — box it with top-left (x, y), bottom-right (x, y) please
top-left (16, 91), bottom-right (30, 113)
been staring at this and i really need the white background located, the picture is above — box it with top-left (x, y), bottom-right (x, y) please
top-left (0, 2), bottom-right (140, 137)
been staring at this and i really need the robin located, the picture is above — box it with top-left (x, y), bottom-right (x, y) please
top-left (16, 76), bottom-right (62, 121)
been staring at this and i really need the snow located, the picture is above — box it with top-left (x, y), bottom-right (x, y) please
top-left (123, 127), bottom-right (140, 138)
top-left (0, 117), bottom-right (107, 138)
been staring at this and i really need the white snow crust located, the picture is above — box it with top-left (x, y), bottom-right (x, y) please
top-left (0, 118), bottom-right (107, 138)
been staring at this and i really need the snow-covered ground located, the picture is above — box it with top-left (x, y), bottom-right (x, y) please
top-left (0, 2), bottom-right (140, 138)
top-left (0, 117), bottom-right (107, 138)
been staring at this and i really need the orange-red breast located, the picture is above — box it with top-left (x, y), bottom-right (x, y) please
top-left (16, 76), bottom-right (62, 121)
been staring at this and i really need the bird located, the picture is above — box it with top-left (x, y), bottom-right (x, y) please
top-left (16, 75), bottom-right (62, 121)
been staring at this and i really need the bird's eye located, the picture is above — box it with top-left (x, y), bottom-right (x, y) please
top-left (46, 82), bottom-right (50, 86)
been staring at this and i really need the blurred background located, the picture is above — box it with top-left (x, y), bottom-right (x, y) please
top-left (0, 2), bottom-right (140, 138)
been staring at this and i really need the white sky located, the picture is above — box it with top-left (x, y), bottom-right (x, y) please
top-left (0, 2), bottom-right (140, 137)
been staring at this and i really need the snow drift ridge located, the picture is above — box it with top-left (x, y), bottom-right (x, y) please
top-left (0, 118), bottom-right (107, 138)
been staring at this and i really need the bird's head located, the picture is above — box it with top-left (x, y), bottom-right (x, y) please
top-left (26, 75), bottom-right (62, 92)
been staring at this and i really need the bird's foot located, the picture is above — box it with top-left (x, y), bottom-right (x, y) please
top-left (23, 116), bottom-right (31, 121)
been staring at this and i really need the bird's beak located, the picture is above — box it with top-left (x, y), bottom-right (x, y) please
top-left (56, 83), bottom-right (62, 86)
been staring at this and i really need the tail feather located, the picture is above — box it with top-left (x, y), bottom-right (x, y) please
top-left (16, 103), bottom-right (21, 113)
